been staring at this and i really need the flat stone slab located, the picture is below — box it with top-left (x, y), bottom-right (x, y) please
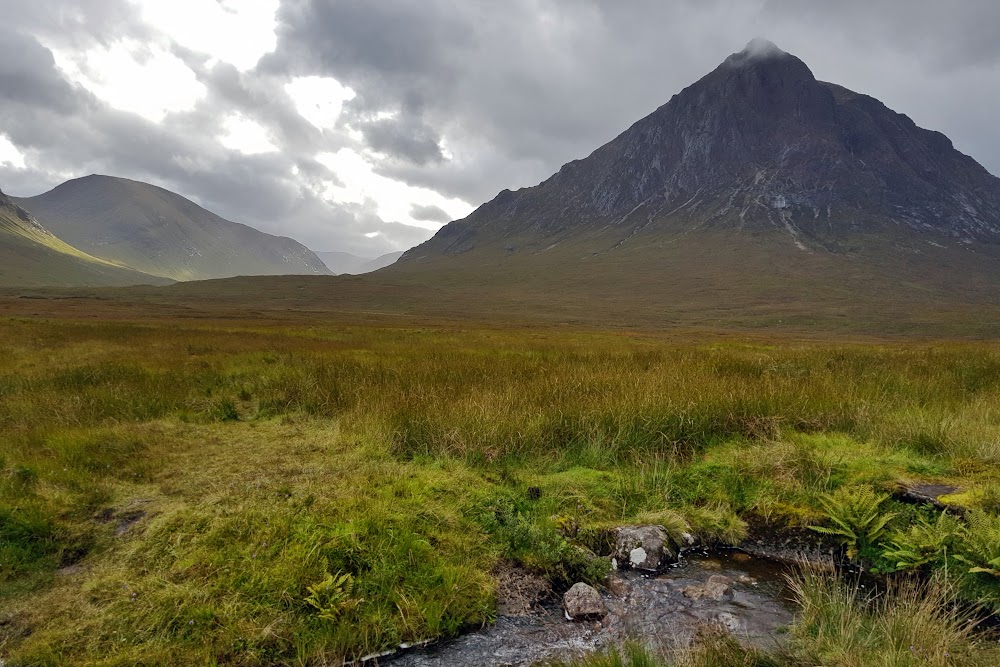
top-left (895, 483), bottom-right (963, 511)
top-left (683, 574), bottom-right (735, 601)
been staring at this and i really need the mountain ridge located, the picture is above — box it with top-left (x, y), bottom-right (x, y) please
top-left (0, 187), bottom-right (168, 287)
top-left (14, 175), bottom-right (332, 282)
top-left (402, 40), bottom-right (1000, 262)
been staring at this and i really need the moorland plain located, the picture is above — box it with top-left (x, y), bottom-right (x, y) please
top-left (1, 310), bottom-right (999, 665)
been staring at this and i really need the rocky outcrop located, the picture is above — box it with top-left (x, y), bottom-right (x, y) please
top-left (563, 582), bottom-right (606, 620)
top-left (893, 482), bottom-right (965, 515)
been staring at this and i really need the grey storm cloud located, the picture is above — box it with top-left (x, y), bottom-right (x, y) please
top-left (410, 204), bottom-right (453, 225)
top-left (1, 0), bottom-right (999, 256)
top-left (0, 28), bottom-right (85, 114)
top-left (2, 0), bottom-right (150, 49)
top-left (361, 114), bottom-right (445, 166)
top-left (262, 0), bottom-right (1000, 205)
top-left (761, 0), bottom-right (1000, 71)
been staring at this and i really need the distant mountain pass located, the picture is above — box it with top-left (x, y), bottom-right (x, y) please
top-left (15, 175), bottom-right (331, 282)
top-left (316, 250), bottom-right (404, 275)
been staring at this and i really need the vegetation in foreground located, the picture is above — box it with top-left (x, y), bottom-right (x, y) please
top-left (1, 317), bottom-right (1000, 665)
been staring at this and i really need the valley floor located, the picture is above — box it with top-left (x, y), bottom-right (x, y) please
top-left (1, 314), bottom-right (1000, 665)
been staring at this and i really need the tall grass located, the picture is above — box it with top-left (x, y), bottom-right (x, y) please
top-left (2, 318), bottom-right (1000, 664)
top-left (788, 570), bottom-right (989, 667)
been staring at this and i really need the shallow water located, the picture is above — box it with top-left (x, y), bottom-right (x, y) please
top-left (378, 551), bottom-right (797, 667)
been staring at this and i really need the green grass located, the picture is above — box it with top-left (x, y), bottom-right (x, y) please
top-left (1, 317), bottom-right (1000, 664)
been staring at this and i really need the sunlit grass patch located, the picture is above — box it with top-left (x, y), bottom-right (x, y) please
top-left (7, 422), bottom-right (497, 664)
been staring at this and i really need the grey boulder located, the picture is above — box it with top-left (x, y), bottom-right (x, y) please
top-left (612, 525), bottom-right (679, 572)
top-left (563, 582), bottom-right (607, 620)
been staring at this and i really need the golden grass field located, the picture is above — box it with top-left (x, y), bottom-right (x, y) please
top-left (1, 301), bottom-right (999, 665)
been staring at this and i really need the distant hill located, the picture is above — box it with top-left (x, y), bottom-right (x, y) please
top-left (393, 40), bottom-right (1000, 321)
top-left (360, 251), bottom-right (404, 273)
top-left (15, 175), bottom-right (331, 281)
top-left (315, 251), bottom-right (369, 274)
top-left (316, 250), bottom-right (404, 275)
top-left (0, 188), bottom-right (167, 287)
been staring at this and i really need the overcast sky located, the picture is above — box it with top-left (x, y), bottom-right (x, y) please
top-left (0, 1), bottom-right (998, 256)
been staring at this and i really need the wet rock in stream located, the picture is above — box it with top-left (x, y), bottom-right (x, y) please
top-left (563, 583), bottom-right (607, 620)
top-left (611, 525), bottom-right (679, 571)
top-left (739, 518), bottom-right (839, 568)
top-left (682, 574), bottom-right (735, 601)
top-left (381, 552), bottom-right (795, 667)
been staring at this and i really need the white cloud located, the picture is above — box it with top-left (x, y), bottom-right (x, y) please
top-left (219, 114), bottom-right (279, 155)
top-left (51, 39), bottom-right (206, 122)
top-left (0, 136), bottom-right (26, 169)
top-left (285, 76), bottom-right (356, 130)
top-left (131, 0), bottom-right (280, 71)
top-left (317, 148), bottom-right (474, 229)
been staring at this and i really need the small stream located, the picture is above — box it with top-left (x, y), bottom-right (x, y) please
top-left (379, 551), bottom-right (798, 667)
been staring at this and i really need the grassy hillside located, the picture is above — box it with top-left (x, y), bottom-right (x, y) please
top-left (5, 222), bottom-right (999, 337)
top-left (1, 315), bottom-right (1000, 664)
top-left (360, 250), bottom-right (404, 273)
top-left (15, 175), bottom-right (331, 282)
top-left (392, 225), bottom-right (1000, 335)
top-left (0, 194), bottom-right (169, 288)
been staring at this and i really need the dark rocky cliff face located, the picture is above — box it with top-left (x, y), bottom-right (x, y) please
top-left (406, 40), bottom-right (1000, 259)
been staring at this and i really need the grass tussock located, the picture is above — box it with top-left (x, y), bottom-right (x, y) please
top-left (788, 570), bottom-right (992, 667)
top-left (0, 318), bottom-right (999, 664)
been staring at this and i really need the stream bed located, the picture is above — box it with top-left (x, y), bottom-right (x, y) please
top-left (379, 551), bottom-right (798, 667)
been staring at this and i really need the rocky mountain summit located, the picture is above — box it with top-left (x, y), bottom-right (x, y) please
top-left (404, 39), bottom-right (1000, 259)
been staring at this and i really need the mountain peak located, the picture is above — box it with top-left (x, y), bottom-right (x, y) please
top-left (404, 39), bottom-right (1000, 263)
top-left (721, 38), bottom-right (814, 82)
top-left (740, 38), bottom-right (787, 60)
